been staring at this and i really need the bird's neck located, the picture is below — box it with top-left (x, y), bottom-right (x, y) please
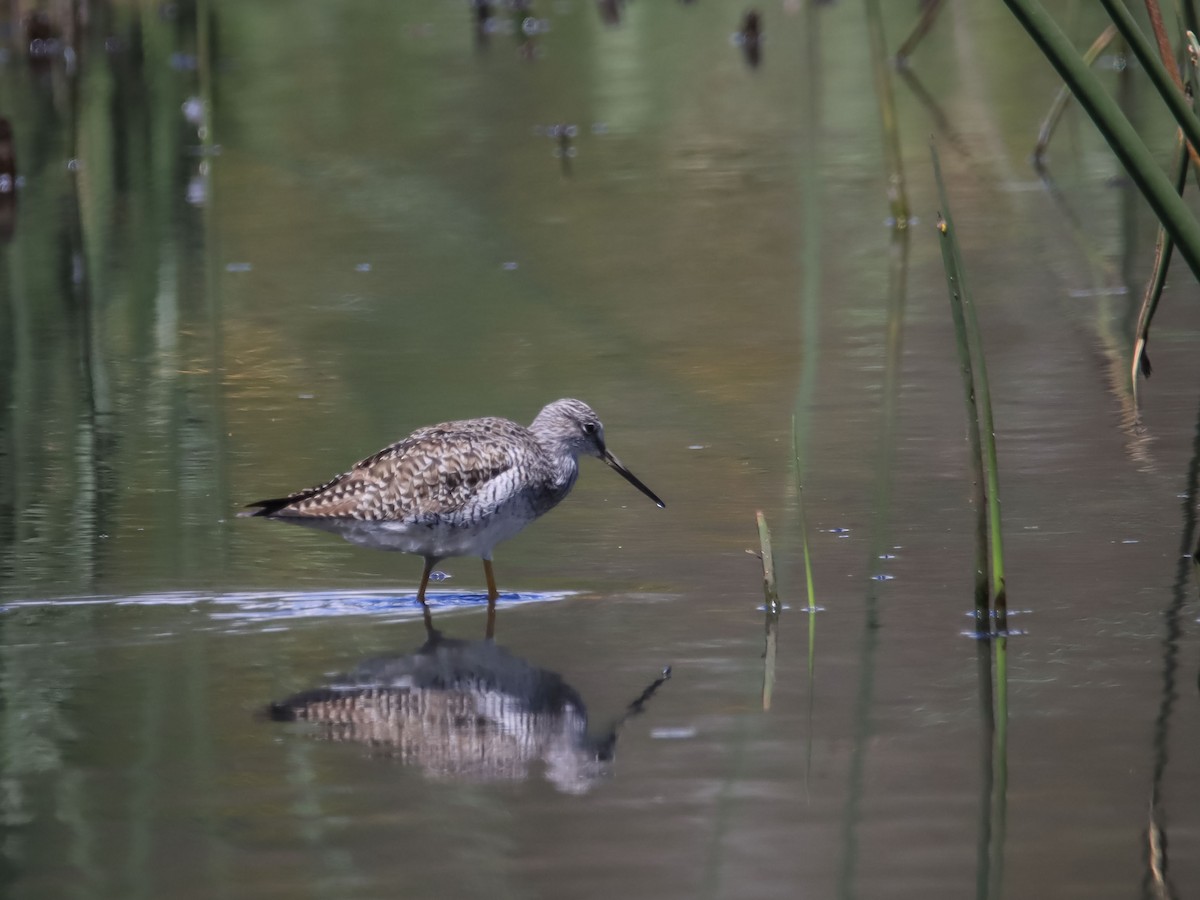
top-left (548, 451), bottom-right (579, 498)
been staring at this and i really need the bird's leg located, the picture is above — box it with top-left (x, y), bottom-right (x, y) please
top-left (483, 558), bottom-right (499, 601)
top-left (483, 558), bottom-right (498, 640)
top-left (417, 557), bottom-right (435, 605)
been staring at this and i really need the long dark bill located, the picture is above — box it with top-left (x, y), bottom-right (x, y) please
top-left (603, 450), bottom-right (666, 508)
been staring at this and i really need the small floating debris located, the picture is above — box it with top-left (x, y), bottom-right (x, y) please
top-left (181, 96), bottom-right (204, 126)
top-left (355, 262), bottom-right (372, 272)
top-left (822, 527), bottom-right (850, 534)
top-left (871, 574), bottom-right (894, 581)
top-left (297, 393), bottom-right (315, 400)
top-left (428, 571), bottom-right (451, 582)
top-left (501, 261), bottom-right (519, 270)
top-left (687, 444), bottom-right (707, 451)
top-left (878, 553), bottom-right (897, 560)
top-left (1066, 286), bottom-right (1128, 297)
top-left (225, 262), bottom-right (253, 272)
top-left (521, 16), bottom-right (550, 35)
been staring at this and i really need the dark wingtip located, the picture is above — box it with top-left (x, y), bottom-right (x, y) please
top-left (238, 497), bottom-right (293, 518)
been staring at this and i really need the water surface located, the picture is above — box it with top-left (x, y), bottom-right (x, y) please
top-left (3, 2), bottom-right (1200, 898)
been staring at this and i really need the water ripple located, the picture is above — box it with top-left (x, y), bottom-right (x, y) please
top-left (0, 588), bottom-right (576, 626)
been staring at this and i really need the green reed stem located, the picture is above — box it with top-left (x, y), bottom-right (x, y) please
top-left (1186, 2), bottom-right (1200, 38)
top-left (865, 0), bottom-right (911, 228)
top-left (1003, 0), bottom-right (1200, 281)
top-left (1101, 0), bottom-right (1200, 172)
top-left (931, 143), bottom-right (1003, 630)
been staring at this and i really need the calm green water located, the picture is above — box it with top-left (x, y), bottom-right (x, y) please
top-left (3, 1), bottom-right (1200, 898)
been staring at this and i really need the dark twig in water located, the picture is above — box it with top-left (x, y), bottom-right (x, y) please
top-left (1032, 25), bottom-right (1117, 169)
top-left (894, 0), bottom-right (946, 66)
top-left (739, 10), bottom-right (763, 69)
top-left (895, 66), bottom-right (973, 162)
top-left (865, 0), bottom-right (910, 228)
top-left (1132, 132), bottom-right (1189, 409)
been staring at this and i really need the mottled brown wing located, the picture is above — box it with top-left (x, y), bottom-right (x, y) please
top-left (245, 418), bottom-right (531, 522)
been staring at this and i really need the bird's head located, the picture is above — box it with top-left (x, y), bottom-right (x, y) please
top-left (531, 399), bottom-right (665, 508)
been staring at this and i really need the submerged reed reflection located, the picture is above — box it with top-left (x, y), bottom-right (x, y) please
top-left (266, 606), bottom-right (670, 794)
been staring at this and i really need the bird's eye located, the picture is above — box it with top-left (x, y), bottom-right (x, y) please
top-left (583, 422), bottom-right (597, 435)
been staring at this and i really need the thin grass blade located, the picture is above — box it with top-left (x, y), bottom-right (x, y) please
top-left (931, 142), bottom-right (997, 630)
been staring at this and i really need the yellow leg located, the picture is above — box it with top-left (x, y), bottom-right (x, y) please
top-left (417, 557), bottom-right (435, 605)
top-left (483, 558), bottom-right (498, 640)
top-left (483, 558), bottom-right (499, 601)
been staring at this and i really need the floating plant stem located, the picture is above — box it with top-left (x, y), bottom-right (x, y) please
top-left (1132, 133), bottom-right (1189, 409)
top-left (894, 0), bottom-right (946, 66)
top-left (931, 142), bottom-right (993, 629)
top-left (755, 511), bottom-right (781, 707)
top-left (1003, 0), bottom-right (1200, 281)
top-left (762, 599), bottom-right (780, 712)
top-left (1033, 25), bottom-right (1117, 167)
top-left (755, 511), bottom-right (779, 611)
top-left (865, 0), bottom-right (911, 228)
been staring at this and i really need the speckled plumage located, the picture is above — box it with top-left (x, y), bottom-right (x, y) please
top-left (240, 399), bottom-right (664, 601)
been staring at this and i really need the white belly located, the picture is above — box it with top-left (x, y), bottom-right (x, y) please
top-left (290, 505), bottom-right (538, 560)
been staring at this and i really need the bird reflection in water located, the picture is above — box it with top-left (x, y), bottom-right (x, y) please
top-left (597, 0), bottom-right (623, 26)
top-left (471, 0), bottom-right (494, 48)
top-left (266, 606), bottom-right (671, 794)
